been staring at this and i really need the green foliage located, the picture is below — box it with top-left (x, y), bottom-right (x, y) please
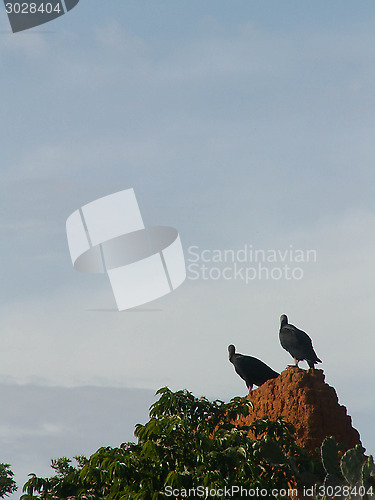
top-left (0, 463), bottom-right (17, 498)
top-left (316, 437), bottom-right (375, 499)
top-left (341, 446), bottom-right (367, 486)
top-left (21, 387), bottom-right (311, 500)
top-left (362, 456), bottom-right (375, 492)
top-left (21, 388), bottom-right (374, 500)
top-left (321, 436), bottom-right (341, 477)
top-left (21, 457), bottom-right (89, 500)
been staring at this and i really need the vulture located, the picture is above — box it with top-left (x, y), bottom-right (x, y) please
top-left (279, 314), bottom-right (322, 368)
top-left (228, 344), bottom-right (279, 390)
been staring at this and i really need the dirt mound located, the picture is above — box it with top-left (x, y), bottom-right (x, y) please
top-left (238, 366), bottom-right (361, 455)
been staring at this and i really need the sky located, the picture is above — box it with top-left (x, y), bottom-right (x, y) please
top-left (1, 0), bottom-right (375, 495)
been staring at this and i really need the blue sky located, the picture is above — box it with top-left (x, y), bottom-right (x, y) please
top-left (1, 0), bottom-right (375, 494)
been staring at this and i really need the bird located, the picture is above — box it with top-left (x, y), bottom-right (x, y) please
top-left (228, 344), bottom-right (279, 390)
top-left (279, 314), bottom-right (322, 369)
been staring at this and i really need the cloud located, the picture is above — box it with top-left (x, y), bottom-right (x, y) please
top-left (0, 208), bottom-right (373, 389)
top-left (1, 5), bottom-right (374, 491)
top-left (0, 384), bottom-right (156, 496)
top-left (1, 13), bottom-right (373, 395)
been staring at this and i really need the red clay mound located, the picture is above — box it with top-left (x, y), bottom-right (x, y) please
top-left (237, 366), bottom-right (361, 455)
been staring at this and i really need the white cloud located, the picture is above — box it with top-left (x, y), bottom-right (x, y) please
top-left (0, 384), bottom-right (156, 497)
top-left (0, 208), bottom-right (373, 395)
top-left (1, 5), bottom-right (374, 490)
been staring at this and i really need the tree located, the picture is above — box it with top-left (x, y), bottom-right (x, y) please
top-left (21, 387), bottom-right (316, 499)
top-left (0, 463), bottom-right (17, 498)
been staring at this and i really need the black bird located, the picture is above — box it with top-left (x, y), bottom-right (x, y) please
top-left (228, 345), bottom-right (279, 390)
top-left (279, 314), bottom-right (322, 368)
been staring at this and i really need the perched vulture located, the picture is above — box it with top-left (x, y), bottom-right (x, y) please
top-left (279, 314), bottom-right (322, 368)
top-left (228, 344), bottom-right (279, 390)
